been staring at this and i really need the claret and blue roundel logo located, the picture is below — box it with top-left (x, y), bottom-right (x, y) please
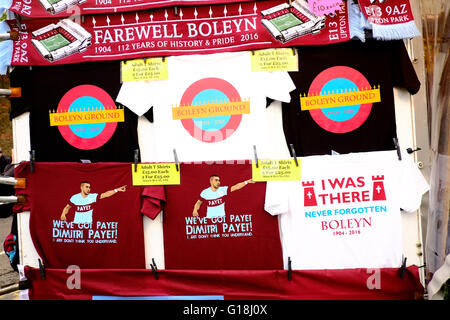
top-left (51, 85), bottom-right (124, 150)
top-left (301, 66), bottom-right (381, 133)
top-left (174, 78), bottom-right (249, 143)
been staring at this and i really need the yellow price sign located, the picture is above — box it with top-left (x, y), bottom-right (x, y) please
top-left (121, 58), bottom-right (168, 82)
top-left (252, 159), bottom-right (301, 181)
top-left (132, 163), bottom-right (180, 186)
top-left (251, 48), bottom-right (298, 72)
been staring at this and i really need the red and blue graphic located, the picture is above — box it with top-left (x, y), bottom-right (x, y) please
top-left (308, 66), bottom-right (373, 133)
top-left (179, 78), bottom-right (243, 143)
top-left (57, 85), bottom-right (118, 150)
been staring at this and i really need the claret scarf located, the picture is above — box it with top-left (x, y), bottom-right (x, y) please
top-left (0, 0), bottom-right (357, 72)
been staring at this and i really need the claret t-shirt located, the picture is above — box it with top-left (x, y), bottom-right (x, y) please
top-left (272, 39), bottom-right (421, 156)
top-left (145, 161), bottom-right (284, 270)
top-left (14, 162), bottom-right (165, 269)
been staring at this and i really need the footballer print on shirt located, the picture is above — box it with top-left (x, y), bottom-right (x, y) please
top-left (300, 66), bottom-right (381, 133)
top-left (53, 181), bottom-right (127, 245)
top-left (49, 84), bottom-right (124, 150)
top-left (187, 174), bottom-right (255, 240)
top-left (302, 174), bottom-right (388, 237)
top-left (172, 77), bottom-right (250, 143)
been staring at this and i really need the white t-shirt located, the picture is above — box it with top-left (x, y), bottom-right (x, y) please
top-left (116, 51), bottom-right (295, 162)
top-left (200, 186), bottom-right (228, 219)
top-left (69, 193), bottom-right (98, 224)
top-left (265, 150), bottom-right (429, 270)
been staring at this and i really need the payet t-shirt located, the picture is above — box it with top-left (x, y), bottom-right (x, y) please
top-left (13, 162), bottom-right (166, 269)
top-left (157, 161), bottom-right (283, 270)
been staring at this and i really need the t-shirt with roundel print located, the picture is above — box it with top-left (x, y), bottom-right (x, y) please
top-left (116, 51), bottom-right (296, 163)
top-left (9, 61), bottom-right (149, 162)
top-left (271, 39), bottom-right (421, 156)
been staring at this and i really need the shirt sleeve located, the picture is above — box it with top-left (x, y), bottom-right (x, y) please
top-left (141, 186), bottom-right (166, 219)
top-left (258, 71), bottom-right (296, 103)
top-left (199, 189), bottom-right (207, 202)
top-left (12, 163), bottom-right (30, 213)
top-left (266, 97), bottom-right (275, 108)
top-left (142, 108), bottom-right (154, 123)
top-left (68, 195), bottom-right (77, 207)
top-left (116, 81), bottom-right (154, 117)
top-left (397, 154), bottom-right (430, 212)
top-left (9, 66), bottom-right (33, 120)
top-left (390, 40), bottom-right (421, 95)
top-left (264, 181), bottom-right (291, 216)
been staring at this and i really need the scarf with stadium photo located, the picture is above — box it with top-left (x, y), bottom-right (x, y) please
top-left (355, 0), bottom-right (420, 40)
top-left (0, 0), bottom-right (256, 18)
top-left (0, 0), bottom-right (356, 72)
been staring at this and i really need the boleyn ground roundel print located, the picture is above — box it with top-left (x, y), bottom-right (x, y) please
top-left (301, 66), bottom-right (381, 133)
top-left (174, 78), bottom-right (250, 143)
top-left (51, 85), bottom-right (124, 150)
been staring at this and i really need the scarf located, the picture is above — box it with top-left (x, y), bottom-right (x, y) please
top-left (355, 0), bottom-right (420, 40)
top-left (0, 0), bottom-right (354, 72)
